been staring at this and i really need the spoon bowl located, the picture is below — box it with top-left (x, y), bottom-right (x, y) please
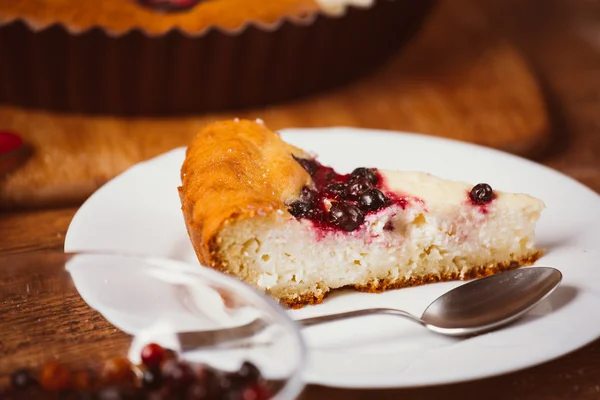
top-left (420, 266), bottom-right (562, 335)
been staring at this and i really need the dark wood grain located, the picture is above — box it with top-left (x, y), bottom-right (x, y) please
top-left (0, 292), bottom-right (131, 376)
top-left (0, 247), bottom-right (132, 389)
top-left (0, 207), bottom-right (73, 254)
top-left (2, 0), bottom-right (600, 398)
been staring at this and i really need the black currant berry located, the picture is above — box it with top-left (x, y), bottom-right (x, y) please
top-left (350, 167), bottom-right (378, 185)
top-left (469, 183), bottom-right (494, 205)
top-left (345, 178), bottom-right (372, 201)
top-left (292, 156), bottom-right (318, 176)
top-left (359, 188), bottom-right (388, 212)
top-left (329, 202), bottom-right (364, 232)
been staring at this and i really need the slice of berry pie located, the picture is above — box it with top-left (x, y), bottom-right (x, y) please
top-left (178, 119), bottom-right (545, 308)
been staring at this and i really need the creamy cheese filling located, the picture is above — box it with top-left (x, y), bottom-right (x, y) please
top-left (218, 199), bottom-right (542, 300)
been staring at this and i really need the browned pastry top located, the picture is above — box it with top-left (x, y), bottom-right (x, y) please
top-left (178, 119), bottom-right (311, 266)
top-left (0, 0), bottom-right (319, 35)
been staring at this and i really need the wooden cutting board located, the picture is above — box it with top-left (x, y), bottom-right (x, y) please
top-left (0, 0), bottom-right (551, 209)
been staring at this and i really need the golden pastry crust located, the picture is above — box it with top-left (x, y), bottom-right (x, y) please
top-left (0, 0), bottom-right (320, 35)
top-left (178, 119), bottom-right (311, 267)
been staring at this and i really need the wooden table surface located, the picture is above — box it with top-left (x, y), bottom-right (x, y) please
top-left (0, 0), bottom-right (551, 209)
top-left (2, 0), bottom-right (600, 399)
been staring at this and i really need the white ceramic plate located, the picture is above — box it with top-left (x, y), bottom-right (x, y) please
top-left (65, 127), bottom-right (600, 389)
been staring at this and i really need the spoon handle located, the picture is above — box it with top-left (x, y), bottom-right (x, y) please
top-left (169, 309), bottom-right (424, 352)
top-left (297, 307), bottom-right (426, 327)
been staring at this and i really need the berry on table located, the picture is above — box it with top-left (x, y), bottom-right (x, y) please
top-left (141, 343), bottom-right (166, 368)
top-left (235, 362), bottom-right (261, 385)
top-left (141, 366), bottom-right (164, 391)
top-left (72, 370), bottom-right (93, 390)
top-left (39, 362), bottom-right (71, 391)
top-left (241, 383), bottom-right (271, 400)
top-left (162, 360), bottom-right (196, 392)
top-left (10, 369), bottom-right (37, 391)
top-left (101, 358), bottom-right (134, 384)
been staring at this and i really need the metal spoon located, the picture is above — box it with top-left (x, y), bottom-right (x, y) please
top-left (297, 266), bottom-right (562, 337)
top-left (174, 267), bottom-right (562, 350)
